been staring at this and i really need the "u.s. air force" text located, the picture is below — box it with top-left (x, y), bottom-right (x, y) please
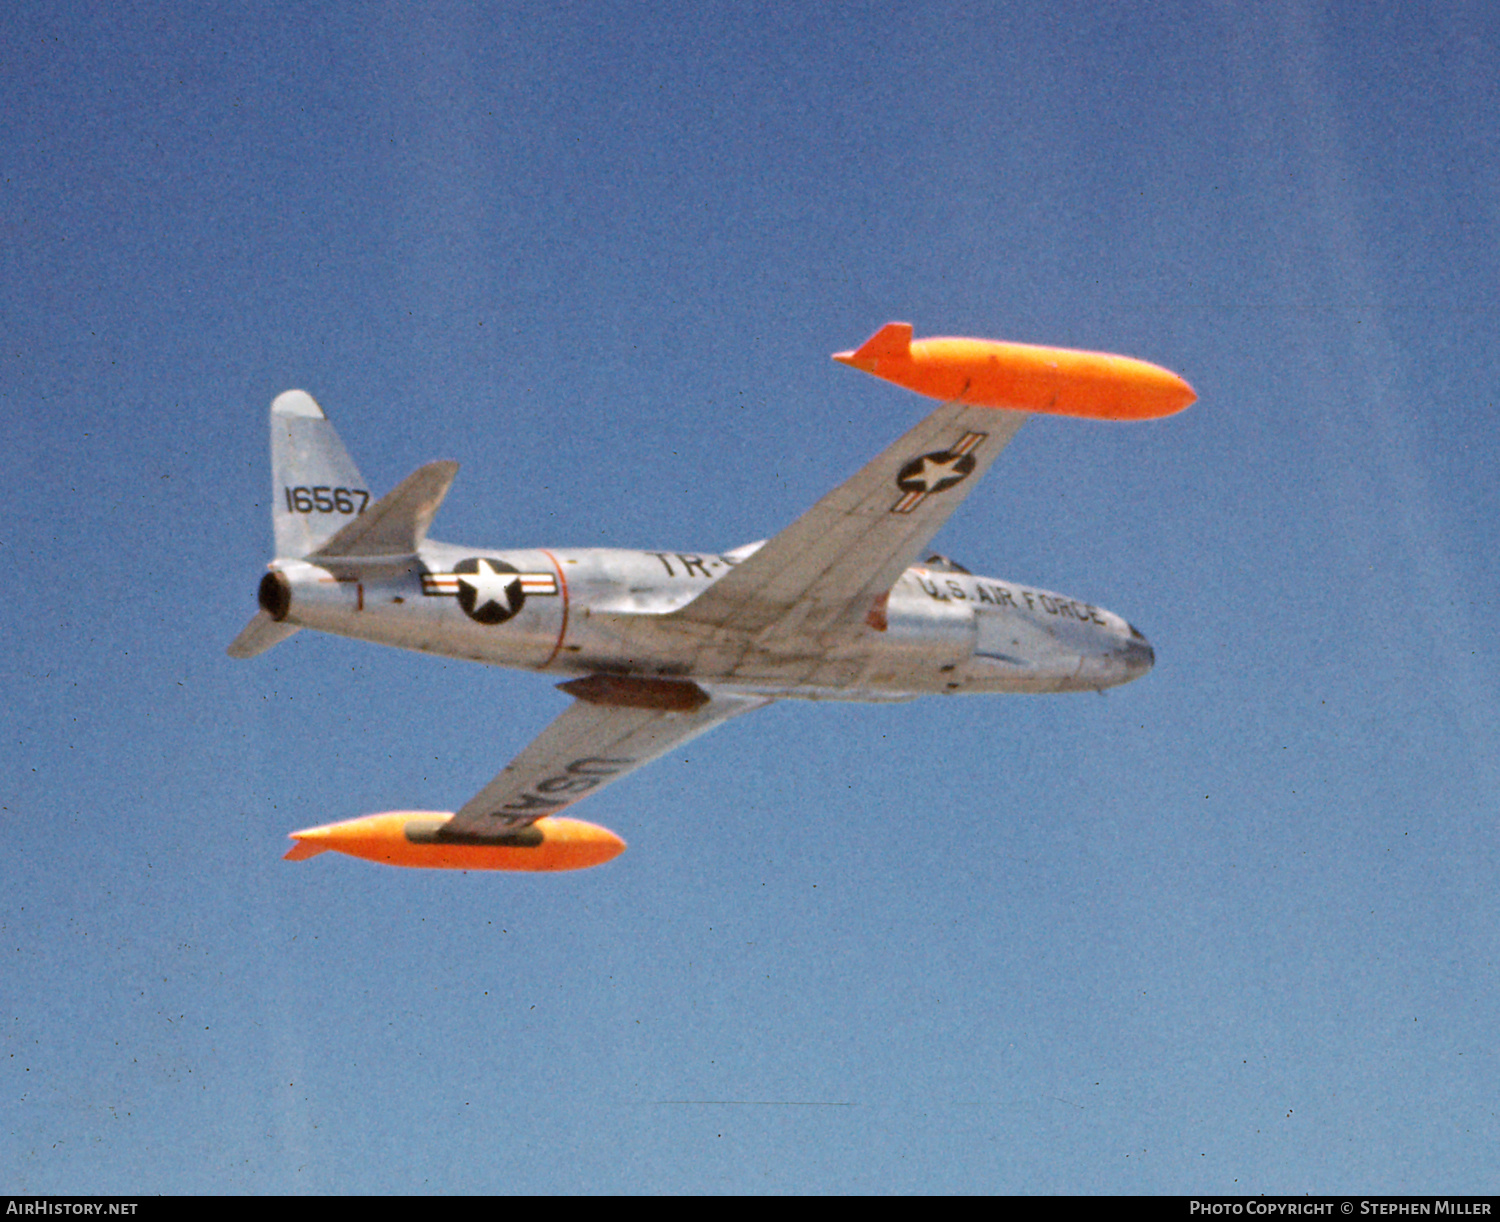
top-left (914, 575), bottom-right (1106, 625)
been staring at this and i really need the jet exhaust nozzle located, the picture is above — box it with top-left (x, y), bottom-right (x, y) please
top-left (259, 570), bottom-right (292, 621)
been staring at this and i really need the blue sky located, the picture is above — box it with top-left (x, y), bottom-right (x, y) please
top-left (5, 0), bottom-right (1498, 1194)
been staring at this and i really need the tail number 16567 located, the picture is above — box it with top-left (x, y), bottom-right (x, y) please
top-left (283, 485), bottom-right (369, 514)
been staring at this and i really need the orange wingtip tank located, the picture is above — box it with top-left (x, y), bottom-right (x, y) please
top-left (833, 322), bottom-right (1196, 420)
top-left (284, 811), bottom-right (626, 871)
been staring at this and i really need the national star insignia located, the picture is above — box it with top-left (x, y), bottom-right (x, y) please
top-left (900, 453), bottom-right (972, 493)
top-left (890, 432), bottom-right (987, 515)
top-left (458, 558), bottom-right (522, 618)
top-left (421, 560), bottom-right (558, 624)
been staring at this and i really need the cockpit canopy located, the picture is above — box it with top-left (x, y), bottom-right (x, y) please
top-left (921, 553), bottom-right (971, 575)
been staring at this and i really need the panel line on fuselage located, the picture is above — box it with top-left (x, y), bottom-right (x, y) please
top-left (539, 547), bottom-right (570, 669)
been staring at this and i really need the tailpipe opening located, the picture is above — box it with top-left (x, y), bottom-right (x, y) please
top-left (258, 570), bottom-right (292, 621)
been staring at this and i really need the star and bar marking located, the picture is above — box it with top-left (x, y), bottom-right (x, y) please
top-left (891, 431), bottom-right (987, 514)
top-left (422, 557), bottom-right (559, 624)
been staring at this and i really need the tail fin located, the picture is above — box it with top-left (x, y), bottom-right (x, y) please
top-left (230, 391), bottom-right (460, 660)
top-left (270, 390), bottom-right (370, 559)
top-left (284, 835), bottom-right (330, 861)
top-left (831, 321), bottom-right (913, 372)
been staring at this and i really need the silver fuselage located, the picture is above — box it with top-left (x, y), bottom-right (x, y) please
top-left (269, 540), bottom-right (1154, 701)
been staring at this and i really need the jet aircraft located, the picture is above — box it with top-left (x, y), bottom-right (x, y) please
top-left (229, 323), bottom-right (1195, 871)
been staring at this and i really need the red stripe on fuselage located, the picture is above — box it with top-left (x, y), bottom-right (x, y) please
top-left (540, 548), bottom-right (569, 669)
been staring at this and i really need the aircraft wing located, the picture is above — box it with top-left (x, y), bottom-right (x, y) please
top-left (669, 398), bottom-right (1028, 646)
top-left (439, 676), bottom-right (770, 840)
top-left (667, 320), bottom-right (1195, 655)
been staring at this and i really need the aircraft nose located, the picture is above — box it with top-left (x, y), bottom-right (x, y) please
top-left (1120, 632), bottom-right (1155, 677)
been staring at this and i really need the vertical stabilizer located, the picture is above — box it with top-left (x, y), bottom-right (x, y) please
top-left (270, 390), bottom-right (370, 559)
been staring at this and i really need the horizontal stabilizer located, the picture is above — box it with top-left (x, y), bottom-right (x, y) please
top-left (310, 460), bottom-right (459, 561)
top-left (227, 610), bottom-right (302, 659)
